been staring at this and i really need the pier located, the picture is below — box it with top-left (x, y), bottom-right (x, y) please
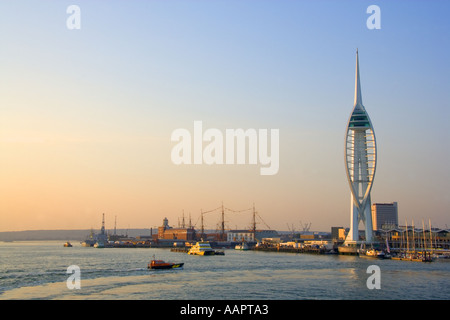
top-left (253, 246), bottom-right (330, 255)
top-left (169, 245), bottom-right (334, 255)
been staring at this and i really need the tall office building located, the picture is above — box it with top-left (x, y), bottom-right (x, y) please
top-left (344, 50), bottom-right (377, 244)
top-left (372, 202), bottom-right (398, 230)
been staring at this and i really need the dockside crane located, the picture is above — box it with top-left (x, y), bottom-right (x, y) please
top-left (287, 223), bottom-right (296, 238)
top-left (300, 221), bottom-right (312, 232)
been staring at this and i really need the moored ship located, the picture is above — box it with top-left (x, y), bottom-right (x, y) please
top-left (81, 238), bottom-right (96, 247)
top-left (391, 252), bottom-right (433, 262)
top-left (235, 242), bottom-right (249, 250)
top-left (358, 248), bottom-right (386, 259)
top-left (94, 241), bottom-right (105, 248)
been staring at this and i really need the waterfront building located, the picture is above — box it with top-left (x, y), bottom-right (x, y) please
top-left (158, 217), bottom-right (196, 241)
top-left (344, 50), bottom-right (377, 245)
top-left (331, 227), bottom-right (346, 241)
top-left (227, 229), bottom-right (279, 243)
top-left (255, 229), bottom-right (279, 241)
top-left (371, 202), bottom-right (398, 230)
top-left (299, 233), bottom-right (315, 240)
top-left (227, 230), bottom-right (255, 242)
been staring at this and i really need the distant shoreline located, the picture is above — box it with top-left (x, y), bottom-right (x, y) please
top-left (0, 228), bottom-right (155, 242)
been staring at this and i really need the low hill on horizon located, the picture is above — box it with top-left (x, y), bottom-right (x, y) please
top-left (0, 228), bottom-right (155, 241)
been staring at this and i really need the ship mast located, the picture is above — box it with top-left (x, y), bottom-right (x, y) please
top-left (182, 210), bottom-right (186, 229)
top-left (429, 219), bottom-right (433, 253)
top-left (101, 213), bottom-right (105, 235)
top-left (252, 203), bottom-right (256, 241)
top-left (405, 219), bottom-right (409, 253)
top-left (200, 209), bottom-right (204, 240)
top-left (422, 219), bottom-right (427, 254)
top-left (221, 202), bottom-right (225, 241)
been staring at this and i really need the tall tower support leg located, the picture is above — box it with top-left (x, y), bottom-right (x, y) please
top-left (348, 195), bottom-right (359, 242)
top-left (364, 195), bottom-right (373, 243)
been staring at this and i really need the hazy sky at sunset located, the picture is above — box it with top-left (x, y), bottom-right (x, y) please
top-left (1, 1), bottom-right (449, 232)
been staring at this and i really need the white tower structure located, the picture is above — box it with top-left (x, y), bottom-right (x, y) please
top-left (344, 50), bottom-right (377, 244)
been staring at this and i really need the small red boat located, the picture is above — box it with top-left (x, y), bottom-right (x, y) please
top-left (148, 259), bottom-right (184, 270)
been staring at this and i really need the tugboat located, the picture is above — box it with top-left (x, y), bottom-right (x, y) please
top-left (63, 241), bottom-right (73, 247)
top-left (148, 256), bottom-right (184, 270)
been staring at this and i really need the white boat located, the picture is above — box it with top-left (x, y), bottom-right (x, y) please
top-left (188, 241), bottom-right (216, 256)
top-left (94, 241), bottom-right (105, 248)
top-left (235, 242), bottom-right (249, 250)
top-left (366, 249), bottom-right (385, 258)
top-left (359, 248), bottom-right (386, 259)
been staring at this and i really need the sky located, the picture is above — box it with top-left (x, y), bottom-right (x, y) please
top-left (0, 0), bottom-right (449, 233)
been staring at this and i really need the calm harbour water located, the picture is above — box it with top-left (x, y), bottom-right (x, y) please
top-left (0, 240), bottom-right (449, 300)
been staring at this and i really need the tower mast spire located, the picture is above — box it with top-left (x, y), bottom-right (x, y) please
top-left (354, 49), bottom-right (363, 107)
